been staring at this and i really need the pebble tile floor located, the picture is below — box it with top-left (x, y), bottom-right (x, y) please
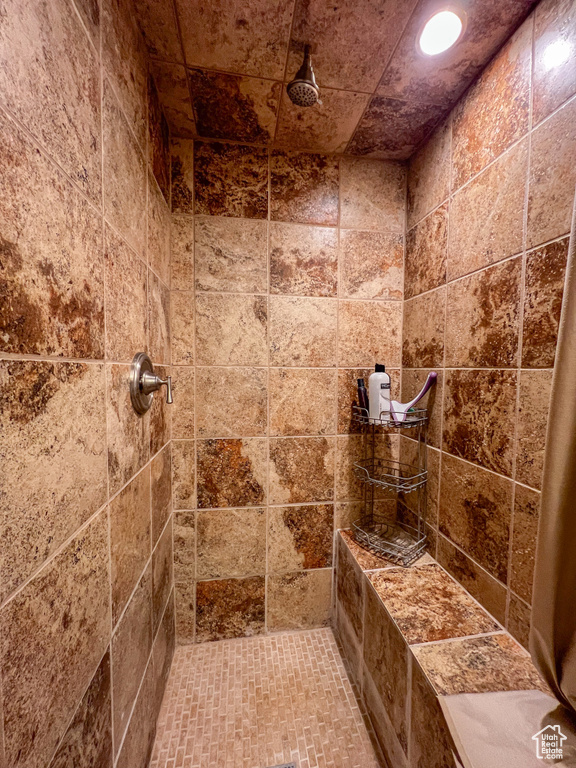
top-left (150, 628), bottom-right (381, 768)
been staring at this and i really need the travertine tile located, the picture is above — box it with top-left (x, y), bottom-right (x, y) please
top-left (527, 97), bottom-right (576, 248)
top-left (0, 512), bottom-right (110, 768)
top-left (275, 88), bottom-right (368, 154)
top-left (269, 222), bottom-right (338, 297)
top-left (405, 205), bottom-right (448, 299)
top-left (149, 363), bottom-right (172, 456)
top-left (116, 659), bottom-right (156, 768)
top-left (195, 216), bottom-right (267, 293)
top-left (102, 0), bottom-right (148, 149)
top-left (507, 594), bottom-right (532, 650)
top-left (335, 434), bottom-right (367, 502)
top-left (347, 96), bottom-right (445, 159)
top-left (47, 651), bottom-right (112, 768)
top-left (104, 225), bottom-right (146, 362)
top-left (170, 214), bottom-right (194, 291)
top-left (175, 0), bottom-right (293, 79)
top-left (439, 453), bottom-right (513, 583)
top-left (269, 296), bottom-right (337, 367)
top-left (402, 289), bottom-right (445, 368)
top-left (338, 300), bottom-right (402, 368)
top-left (451, 22), bottom-right (531, 188)
top-left (138, 0), bottom-right (182, 66)
top-left (516, 370), bottom-right (553, 490)
top-left (267, 570), bottom-right (332, 631)
top-left (170, 138), bottom-right (194, 213)
top-left (188, 69), bottom-right (280, 144)
top-left (368, 563), bottom-right (499, 645)
top-left (197, 366), bottom-right (267, 438)
top-left (152, 593), bottom-right (175, 717)
top-left (194, 141), bottom-right (268, 219)
top-left (363, 584), bottom-right (409, 753)
top-left (339, 528), bottom-right (396, 572)
top-left (196, 508), bottom-right (266, 578)
top-left (174, 510), bottom-right (195, 583)
top-left (445, 257), bottom-right (521, 368)
top-left (336, 534), bottom-right (366, 642)
top-left (106, 363), bottom-right (150, 495)
top-left (175, 582), bottom-right (195, 643)
top-left (340, 230), bottom-right (403, 300)
top-left (271, 150), bottom-right (339, 226)
top-left (152, 519), bottom-right (174, 634)
top-left (151, 444), bottom-right (172, 545)
top-left (151, 629), bottom-right (380, 768)
top-left (110, 466), bottom-right (151, 627)
top-left (269, 368), bottom-right (337, 436)
top-left (0, 112), bottom-right (104, 358)
top-left (150, 61), bottom-right (196, 139)
top-left (340, 157), bottom-right (405, 232)
top-left (522, 238), bottom-right (568, 368)
top-left (148, 271), bottom-right (170, 365)
top-left (112, 566), bottom-right (153, 754)
top-left (410, 656), bottom-right (460, 768)
top-left (148, 172), bottom-right (171, 285)
top-left (436, 535), bottom-right (507, 625)
top-left (196, 293), bottom-right (267, 366)
top-left (413, 634), bottom-right (546, 695)
top-left (268, 504), bottom-right (334, 571)
top-left (171, 440), bottom-right (195, 509)
top-left (170, 291), bottom-right (194, 366)
top-left (196, 438), bottom-right (267, 509)
top-left (407, 118), bottom-right (451, 228)
top-left (0, 361), bottom-right (107, 601)
top-left (447, 139), bottom-right (528, 280)
top-left (362, 661), bottom-right (408, 768)
top-left (443, 369), bottom-right (517, 476)
top-left (269, 437), bottom-right (335, 504)
top-left (510, 485), bottom-right (540, 605)
top-left (533, 0), bottom-right (576, 124)
top-left (0, 0), bottom-right (101, 203)
top-left (337, 367), bottom-right (376, 435)
top-left (170, 366), bottom-right (195, 439)
top-left (196, 576), bottom-right (265, 642)
top-left (103, 80), bottom-right (147, 258)
top-left (148, 76), bottom-right (170, 206)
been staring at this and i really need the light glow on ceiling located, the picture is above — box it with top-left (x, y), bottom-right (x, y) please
top-left (542, 39), bottom-right (571, 71)
top-left (419, 10), bottom-right (464, 56)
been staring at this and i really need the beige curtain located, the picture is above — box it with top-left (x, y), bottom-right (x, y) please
top-left (530, 185), bottom-right (576, 712)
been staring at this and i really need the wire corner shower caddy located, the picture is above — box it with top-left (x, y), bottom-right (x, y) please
top-left (351, 404), bottom-right (429, 567)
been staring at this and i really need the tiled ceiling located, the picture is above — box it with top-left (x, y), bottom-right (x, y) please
top-left (134, 0), bottom-right (538, 158)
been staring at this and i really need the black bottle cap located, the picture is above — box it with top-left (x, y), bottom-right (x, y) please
top-left (357, 378), bottom-right (365, 386)
top-left (375, 364), bottom-right (386, 372)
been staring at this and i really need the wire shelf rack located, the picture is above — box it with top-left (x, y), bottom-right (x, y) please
top-left (352, 513), bottom-right (427, 567)
top-left (353, 457), bottom-right (427, 493)
top-left (352, 404), bottom-right (427, 429)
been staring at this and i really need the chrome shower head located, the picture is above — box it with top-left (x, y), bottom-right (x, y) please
top-left (287, 45), bottom-right (320, 107)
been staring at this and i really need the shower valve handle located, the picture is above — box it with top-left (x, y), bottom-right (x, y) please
top-left (130, 352), bottom-right (173, 414)
top-left (141, 371), bottom-right (173, 404)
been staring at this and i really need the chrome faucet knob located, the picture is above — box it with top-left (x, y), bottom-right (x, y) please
top-left (130, 353), bottom-right (173, 414)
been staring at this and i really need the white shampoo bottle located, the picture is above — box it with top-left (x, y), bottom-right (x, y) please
top-left (369, 364), bottom-right (391, 421)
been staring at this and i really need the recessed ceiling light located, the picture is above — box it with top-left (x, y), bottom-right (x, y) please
top-left (419, 10), bottom-right (464, 56)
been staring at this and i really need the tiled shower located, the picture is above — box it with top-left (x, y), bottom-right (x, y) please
top-left (0, 0), bottom-right (575, 767)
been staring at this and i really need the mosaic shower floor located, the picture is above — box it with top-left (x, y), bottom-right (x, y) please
top-left (150, 628), bottom-right (381, 768)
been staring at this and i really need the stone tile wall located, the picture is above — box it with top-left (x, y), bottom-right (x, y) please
top-left (401, 0), bottom-right (576, 650)
top-left (169, 143), bottom-right (406, 642)
top-left (0, 0), bottom-right (174, 766)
